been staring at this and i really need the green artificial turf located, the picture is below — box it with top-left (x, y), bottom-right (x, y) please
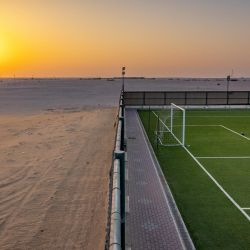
top-left (200, 159), bottom-right (250, 207)
top-left (139, 109), bottom-right (250, 250)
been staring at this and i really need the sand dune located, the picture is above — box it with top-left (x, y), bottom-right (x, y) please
top-left (0, 108), bottom-right (117, 249)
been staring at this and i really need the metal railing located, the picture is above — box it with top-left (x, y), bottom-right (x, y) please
top-left (109, 159), bottom-right (121, 250)
top-left (124, 91), bottom-right (250, 106)
top-left (107, 91), bottom-right (125, 250)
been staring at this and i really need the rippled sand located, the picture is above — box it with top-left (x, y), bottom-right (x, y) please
top-left (0, 108), bottom-right (117, 249)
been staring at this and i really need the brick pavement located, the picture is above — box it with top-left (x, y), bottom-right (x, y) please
top-left (125, 109), bottom-right (194, 250)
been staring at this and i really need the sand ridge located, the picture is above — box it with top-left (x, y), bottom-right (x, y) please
top-left (0, 108), bottom-right (117, 249)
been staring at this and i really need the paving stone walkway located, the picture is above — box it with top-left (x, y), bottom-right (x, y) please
top-left (125, 109), bottom-right (194, 250)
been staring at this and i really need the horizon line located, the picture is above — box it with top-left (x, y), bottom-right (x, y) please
top-left (0, 76), bottom-right (250, 80)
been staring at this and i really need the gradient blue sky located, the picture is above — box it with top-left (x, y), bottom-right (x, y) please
top-left (0, 0), bottom-right (249, 77)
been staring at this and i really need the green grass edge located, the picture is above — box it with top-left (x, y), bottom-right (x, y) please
top-left (138, 110), bottom-right (250, 250)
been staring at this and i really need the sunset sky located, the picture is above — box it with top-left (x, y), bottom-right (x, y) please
top-left (0, 0), bottom-right (250, 77)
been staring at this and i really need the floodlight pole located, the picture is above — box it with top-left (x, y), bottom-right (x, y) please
top-left (122, 66), bottom-right (126, 93)
top-left (227, 75), bottom-right (230, 92)
top-left (226, 75), bottom-right (230, 104)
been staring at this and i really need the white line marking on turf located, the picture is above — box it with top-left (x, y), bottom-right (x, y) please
top-left (196, 156), bottom-right (250, 159)
top-left (220, 125), bottom-right (250, 141)
top-left (152, 112), bottom-right (250, 222)
top-left (175, 125), bottom-right (220, 127)
top-left (242, 208), bottom-right (250, 210)
top-left (185, 116), bottom-right (250, 118)
top-left (137, 112), bottom-right (187, 250)
top-left (187, 125), bottom-right (220, 126)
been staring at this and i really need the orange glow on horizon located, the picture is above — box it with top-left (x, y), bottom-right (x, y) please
top-left (0, 1), bottom-right (250, 77)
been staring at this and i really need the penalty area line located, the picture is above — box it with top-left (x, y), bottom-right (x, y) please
top-left (220, 125), bottom-right (250, 141)
top-left (184, 115), bottom-right (250, 118)
top-left (184, 149), bottom-right (250, 222)
top-left (174, 125), bottom-right (220, 127)
top-left (196, 156), bottom-right (250, 159)
top-left (154, 114), bottom-right (250, 222)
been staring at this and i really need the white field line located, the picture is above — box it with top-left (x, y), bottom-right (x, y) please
top-left (153, 112), bottom-right (181, 147)
top-left (175, 116), bottom-right (250, 118)
top-left (152, 111), bottom-right (171, 134)
top-left (186, 125), bottom-right (220, 127)
top-left (174, 125), bottom-right (220, 127)
top-left (175, 124), bottom-right (250, 141)
top-left (196, 156), bottom-right (250, 159)
top-left (137, 113), bottom-right (187, 250)
top-left (152, 111), bottom-right (180, 143)
top-left (242, 208), bottom-right (250, 210)
top-left (152, 111), bottom-right (250, 222)
top-left (220, 125), bottom-right (250, 141)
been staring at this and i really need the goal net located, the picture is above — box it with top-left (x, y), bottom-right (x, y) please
top-left (154, 103), bottom-right (185, 147)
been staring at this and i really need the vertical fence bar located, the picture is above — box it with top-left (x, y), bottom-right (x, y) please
top-left (227, 91), bottom-right (229, 105)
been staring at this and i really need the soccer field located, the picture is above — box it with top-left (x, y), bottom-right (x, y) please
top-left (139, 108), bottom-right (250, 250)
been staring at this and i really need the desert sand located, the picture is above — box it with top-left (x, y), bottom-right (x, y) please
top-left (0, 108), bottom-right (117, 249)
top-left (1, 78), bottom-right (250, 113)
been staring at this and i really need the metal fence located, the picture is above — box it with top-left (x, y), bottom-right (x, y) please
top-left (124, 91), bottom-right (250, 106)
top-left (106, 91), bottom-right (125, 250)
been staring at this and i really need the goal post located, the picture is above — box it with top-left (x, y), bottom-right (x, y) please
top-left (153, 103), bottom-right (186, 147)
top-left (171, 103), bottom-right (185, 146)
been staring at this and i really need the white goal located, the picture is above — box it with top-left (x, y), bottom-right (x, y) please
top-left (154, 103), bottom-right (186, 147)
